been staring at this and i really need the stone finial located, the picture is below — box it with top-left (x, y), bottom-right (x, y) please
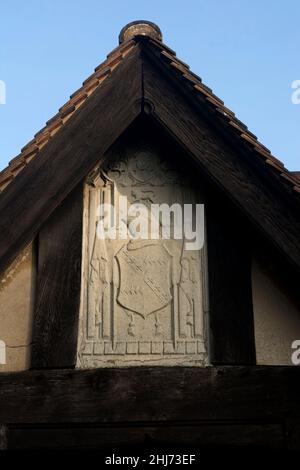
top-left (119, 20), bottom-right (162, 44)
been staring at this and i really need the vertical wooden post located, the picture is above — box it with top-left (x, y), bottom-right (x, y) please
top-left (206, 197), bottom-right (256, 365)
top-left (31, 183), bottom-right (83, 368)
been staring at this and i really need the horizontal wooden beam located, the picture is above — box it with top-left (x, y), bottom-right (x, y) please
top-left (7, 422), bottom-right (285, 450)
top-left (0, 366), bottom-right (299, 424)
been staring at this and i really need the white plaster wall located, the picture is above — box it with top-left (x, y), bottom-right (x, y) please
top-left (252, 257), bottom-right (300, 365)
top-left (0, 244), bottom-right (35, 371)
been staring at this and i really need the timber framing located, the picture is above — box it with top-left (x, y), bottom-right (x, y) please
top-left (206, 194), bottom-right (255, 364)
top-left (28, 118), bottom-right (257, 367)
top-left (0, 36), bottom-right (298, 369)
top-left (31, 183), bottom-right (83, 368)
top-left (0, 366), bottom-right (299, 449)
top-left (0, 25), bottom-right (300, 450)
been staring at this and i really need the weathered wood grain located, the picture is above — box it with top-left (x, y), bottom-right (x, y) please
top-left (206, 196), bottom-right (256, 364)
top-left (31, 183), bottom-right (83, 368)
top-left (0, 366), bottom-right (299, 424)
top-left (7, 422), bottom-right (284, 449)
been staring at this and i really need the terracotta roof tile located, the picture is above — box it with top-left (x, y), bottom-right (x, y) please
top-left (194, 83), bottom-right (223, 105)
top-left (21, 139), bottom-right (37, 153)
top-left (22, 146), bottom-right (38, 161)
top-left (8, 155), bottom-right (26, 171)
top-left (228, 120), bottom-right (249, 135)
top-left (82, 68), bottom-right (110, 87)
top-left (215, 106), bottom-right (236, 119)
top-left (292, 171), bottom-right (300, 181)
top-left (107, 39), bottom-right (136, 59)
top-left (0, 172), bottom-right (14, 188)
top-left (148, 38), bottom-right (176, 57)
top-left (280, 172), bottom-right (300, 186)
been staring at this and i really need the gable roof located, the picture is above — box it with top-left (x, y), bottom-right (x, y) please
top-left (0, 21), bottom-right (299, 276)
top-left (293, 171), bottom-right (300, 182)
top-left (1, 27), bottom-right (299, 197)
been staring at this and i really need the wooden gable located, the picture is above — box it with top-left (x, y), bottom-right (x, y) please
top-left (0, 21), bottom-right (300, 450)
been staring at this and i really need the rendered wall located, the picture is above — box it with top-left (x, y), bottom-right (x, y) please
top-left (252, 256), bottom-right (300, 365)
top-left (0, 244), bottom-right (35, 371)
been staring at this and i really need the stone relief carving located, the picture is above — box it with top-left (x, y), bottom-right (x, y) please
top-left (77, 146), bottom-right (208, 367)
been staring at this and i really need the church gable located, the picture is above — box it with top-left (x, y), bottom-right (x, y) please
top-left (0, 20), bottom-right (300, 451)
top-left (0, 21), bottom-right (298, 371)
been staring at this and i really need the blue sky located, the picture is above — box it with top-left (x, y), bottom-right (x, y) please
top-left (0, 0), bottom-right (299, 171)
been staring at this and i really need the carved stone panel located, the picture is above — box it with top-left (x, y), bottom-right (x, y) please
top-left (77, 145), bottom-right (208, 367)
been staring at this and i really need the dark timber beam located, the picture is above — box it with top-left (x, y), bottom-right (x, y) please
top-left (31, 183), bottom-right (83, 368)
top-left (0, 367), bottom-right (299, 424)
top-left (206, 196), bottom-right (256, 364)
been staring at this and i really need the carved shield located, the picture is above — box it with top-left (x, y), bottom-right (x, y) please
top-left (116, 241), bottom-right (172, 318)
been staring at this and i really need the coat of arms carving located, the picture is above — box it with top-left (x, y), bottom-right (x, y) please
top-left (77, 144), bottom-right (208, 367)
top-left (116, 241), bottom-right (172, 318)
